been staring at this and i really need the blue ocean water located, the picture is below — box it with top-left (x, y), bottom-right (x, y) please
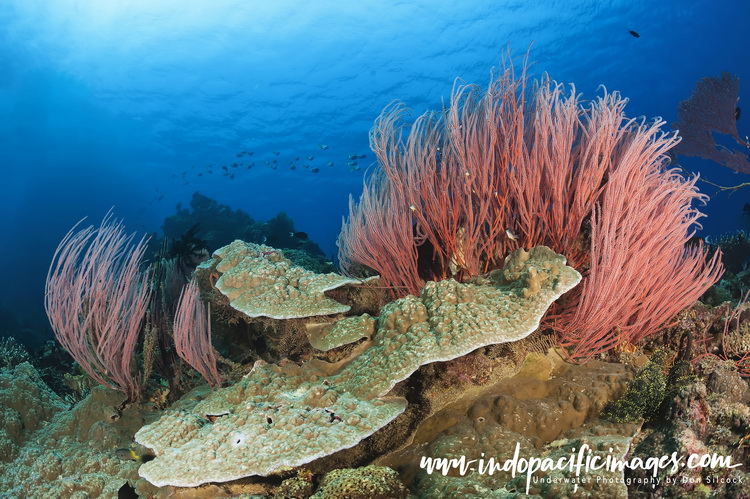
top-left (0, 0), bottom-right (748, 341)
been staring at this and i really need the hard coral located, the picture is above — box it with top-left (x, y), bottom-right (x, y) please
top-left (135, 246), bottom-right (580, 488)
top-left (196, 240), bottom-right (374, 320)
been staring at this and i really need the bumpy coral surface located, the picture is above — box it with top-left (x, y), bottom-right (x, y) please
top-left (0, 362), bottom-right (68, 461)
top-left (403, 355), bottom-right (639, 498)
top-left (197, 240), bottom-right (374, 319)
top-left (136, 246), bottom-right (581, 487)
top-left (0, 366), bottom-right (143, 498)
top-left (311, 465), bottom-right (408, 498)
top-left (306, 314), bottom-right (377, 351)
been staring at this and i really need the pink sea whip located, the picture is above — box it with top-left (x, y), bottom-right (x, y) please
top-left (173, 279), bottom-right (222, 388)
top-left (44, 212), bottom-right (151, 401)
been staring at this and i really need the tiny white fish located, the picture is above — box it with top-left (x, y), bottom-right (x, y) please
top-left (409, 204), bottom-right (417, 211)
top-left (505, 228), bottom-right (519, 241)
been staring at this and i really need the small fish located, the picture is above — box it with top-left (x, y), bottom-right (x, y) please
top-left (318, 144), bottom-right (329, 150)
top-left (357, 154), bottom-right (366, 159)
top-left (409, 204), bottom-right (417, 211)
top-left (273, 151), bottom-right (280, 156)
top-left (350, 165), bottom-right (361, 172)
top-left (115, 448), bottom-right (140, 462)
top-left (306, 155), bottom-right (314, 160)
top-left (290, 231), bottom-right (309, 240)
top-left (246, 151), bottom-right (254, 156)
top-left (230, 163), bottom-right (238, 168)
top-left (505, 228), bottom-right (519, 241)
top-left (311, 167), bottom-right (320, 173)
top-left (272, 159), bottom-right (277, 164)
top-left (347, 161), bottom-right (358, 167)
top-left (290, 165), bottom-right (297, 170)
top-left (327, 161), bottom-right (334, 167)
top-left (736, 106), bottom-right (741, 121)
top-left (348, 154), bottom-right (358, 160)
top-left (235, 153), bottom-right (243, 158)
top-left (115, 447), bottom-right (140, 461)
top-left (293, 156), bottom-right (300, 161)
top-left (628, 29), bottom-right (640, 38)
top-left (115, 448), bottom-right (155, 463)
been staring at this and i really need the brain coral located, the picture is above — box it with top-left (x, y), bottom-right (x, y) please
top-left (136, 246), bottom-right (581, 487)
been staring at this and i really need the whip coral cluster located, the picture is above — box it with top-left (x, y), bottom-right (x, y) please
top-left (338, 61), bottom-right (724, 360)
top-left (44, 212), bottom-right (152, 401)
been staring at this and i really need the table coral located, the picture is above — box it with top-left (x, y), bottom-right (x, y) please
top-left (197, 240), bottom-right (375, 319)
top-left (136, 246), bottom-right (581, 487)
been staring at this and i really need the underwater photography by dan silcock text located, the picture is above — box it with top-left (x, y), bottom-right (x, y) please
top-left (1, 1), bottom-right (749, 497)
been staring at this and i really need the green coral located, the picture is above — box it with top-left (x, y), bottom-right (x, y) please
top-left (311, 466), bottom-right (407, 499)
top-left (602, 349), bottom-right (669, 423)
top-left (0, 338), bottom-right (30, 369)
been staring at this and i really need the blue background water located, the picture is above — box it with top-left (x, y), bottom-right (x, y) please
top-left (1, 0), bottom-right (748, 341)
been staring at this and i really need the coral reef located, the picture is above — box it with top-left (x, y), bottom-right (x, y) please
top-left (703, 231), bottom-right (750, 305)
top-left (135, 246), bottom-right (580, 487)
top-left (0, 336), bottom-right (30, 369)
top-left (625, 358), bottom-right (749, 497)
top-left (0, 362), bottom-right (69, 462)
top-left (339, 64), bottom-right (722, 361)
top-left (602, 349), bottom-right (670, 423)
top-left (384, 353), bottom-right (640, 498)
top-left (311, 466), bottom-right (408, 498)
top-left (162, 192), bottom-right (257, 252)
top-left (162, 192), bottom-right (326, 259)
top-left (0, 364), bottom-right (148, 498)
top-left (196, 240), bottom-right (376, 320)
top-left (305, 314), bottom-right (377, 352)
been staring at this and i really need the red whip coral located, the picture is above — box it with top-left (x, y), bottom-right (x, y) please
top-left (44, 212), bottom-right (151, 401)
top-left (338, 61), bottom-right (723, 361)
top-left (173, 279), bottom-right (222, 388)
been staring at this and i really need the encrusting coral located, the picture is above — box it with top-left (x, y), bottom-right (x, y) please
top-left (0, 363), bottom-right (146, 498)
top-left (135, 245), bottom-right (581, 487)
